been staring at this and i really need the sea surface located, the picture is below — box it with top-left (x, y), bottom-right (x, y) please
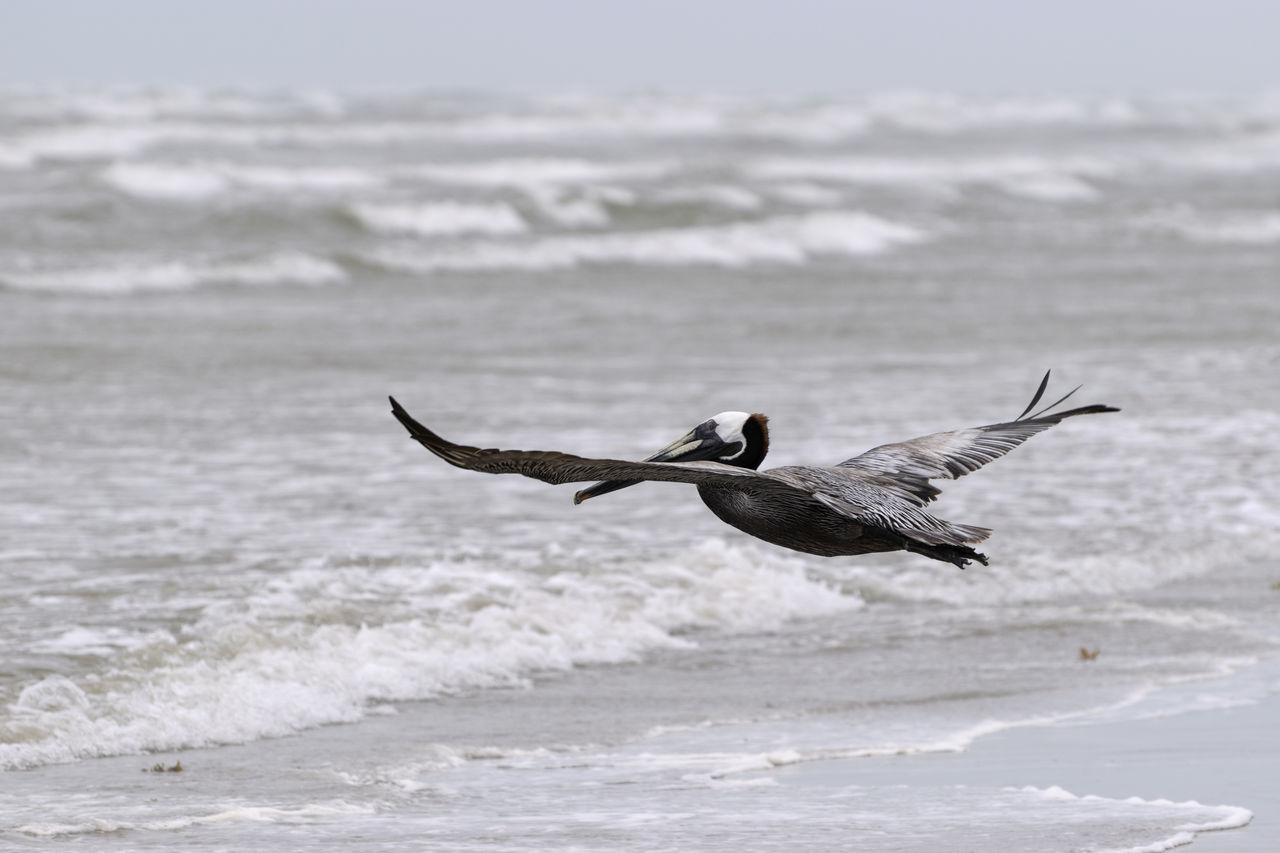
top-left (1, 88), bottom-right (1278, 851)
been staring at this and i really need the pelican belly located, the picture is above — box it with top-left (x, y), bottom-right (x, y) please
top-left (695, 486), bottom-right (894, 558)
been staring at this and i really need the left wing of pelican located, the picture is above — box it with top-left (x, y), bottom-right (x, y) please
top-left (836, 371), bottom-right (1118, 505)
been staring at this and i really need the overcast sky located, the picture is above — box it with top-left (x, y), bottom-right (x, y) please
top-left (3, 0), bottom-right (1279, 94)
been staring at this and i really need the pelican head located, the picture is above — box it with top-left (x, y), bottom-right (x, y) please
top-left (573, 411), bottom-right (769, 504)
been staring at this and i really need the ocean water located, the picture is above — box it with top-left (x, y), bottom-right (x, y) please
top-left (1, 88), bottom-right (1278, 851)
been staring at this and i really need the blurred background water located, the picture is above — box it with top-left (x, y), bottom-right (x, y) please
top-left (1, 88), bottom-right (1278, 850)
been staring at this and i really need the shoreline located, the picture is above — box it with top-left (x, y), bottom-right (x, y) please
top-left (778, 689), bottom-right (1279, 851)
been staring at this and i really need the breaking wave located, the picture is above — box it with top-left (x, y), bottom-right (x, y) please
top-left (102, 161), bottom-right (381, 200)
top-left (748, 154), bottom-right (1113, 195)
top-left (348, 200), bottom-right (528, 237)
top-left (367, 211), bottom-right (927, 272)
top-left (410, 157), bottom-right (674, 187)
top-left (0, 542), bottom-right (855, 768)
top-left (0, 252), bottom-right (346, 294)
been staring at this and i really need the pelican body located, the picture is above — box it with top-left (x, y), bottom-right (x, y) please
top-left (390, 373), bottom-right (1117, 568)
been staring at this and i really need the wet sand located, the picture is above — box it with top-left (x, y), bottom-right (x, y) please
top-left (781, 692), bottom-right (1279, 851)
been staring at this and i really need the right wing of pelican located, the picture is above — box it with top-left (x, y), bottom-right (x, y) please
top-left (389, 396), bottom-right (771, 492)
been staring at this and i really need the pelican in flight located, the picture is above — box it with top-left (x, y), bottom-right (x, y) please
top-left (389, 373), bottom-right (1116, 568)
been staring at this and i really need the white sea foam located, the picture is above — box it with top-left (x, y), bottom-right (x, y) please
top-left (102, 161), bottom-right (381, 200)
top-left (15, 801), bottom-right (375, 837)
top-left (5, 120), bottom-right (385, 163)
top-left (411, 100), bottom-right (726, 142)
top-left (173, 97), bottom-right (703, 144)
top-left (349, 201), bottom-right (528, 237)
top-left (378, 95), bottom-right (1157, 144)
top-left (30, 626), bottom-right (166, 657)
top-left (523, 185), bottom-right (615, 227)
top-left (226, 164), bottom-right (378, 191)
top-left (842, 527), bottom-right (1280, 609)
top-left (10, 119), bottom-right (533, 165)
top-left (0, 541), bottom-right (857, 769)
top-left (8, 93), bottom-right (1280, 171)
top-left (411, 157), bottom-right (673, 188)
top-left (8, 124), bottom-right (175, 162)
top-left (748, 154), bottom-right (1113, 198)
top-left (368, 211), bottom-right (926, 273)
top-left (1010, 787), bottom-right (1252, 853)
top-left (861, 92), bottom-right (1141, 132)
top-left (101, 162), bottom-right (229, 200)
top-left (627, 693), bottom-right (1145, 777)
top-left (0, 252), bottom-right (346, 294)
top-left (996, 173), bottom-right (1100, 202)
top-left (4, 117), bottom-right (691, 163)
top-left (1138, 206), bottom-right (1280, 245)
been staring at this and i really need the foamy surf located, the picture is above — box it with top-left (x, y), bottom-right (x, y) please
top-left (746, 153), bottom-right (1119, 206)
top-left (1012, 787), bottom-right (1251, 853)
top-left (348, 201), bottom-right (528, 237)
top-left (410, 157), bottom-right (674, 188)
top-left (858, 92), bottom-right (1142, 131)
top-left (996, 173), bottom-right (1100, 202)
top-left (367, 211), bottom-right (926, 272)
top-left (0, 542), bottom-right (856, 769)
top-left (838, 529), bottom-right (1280, 607)
top-left (0, 252), bottom-right (345, 294)
top-left (102, 162), bottom-right (381, 201)
top-left (14, 801), bottom-right (376, 838)
top-left (316, 733), bottom-right (1257, 853)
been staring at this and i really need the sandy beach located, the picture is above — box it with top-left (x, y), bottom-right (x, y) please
top-left (783, 689), bottom-right (1278, 851)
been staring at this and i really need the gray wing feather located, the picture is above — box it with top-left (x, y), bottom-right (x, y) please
top-left (771, 465), bottom-right (991, 545)
top-left (839, 421), bottom-right (1055, 480)
top-left (837, 377), bottom-right (1117, 505)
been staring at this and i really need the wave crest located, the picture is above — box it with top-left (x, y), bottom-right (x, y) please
top-left (349, 201), bottom-right (528, 237)
top-left (1, 252), bottom-right (346, 294)
top-left (368, 211), bottom-right (926, 272)
top-left (102, 162), bottom-right (380, 200)
top-left (0, 541), bottom-right (856, 768)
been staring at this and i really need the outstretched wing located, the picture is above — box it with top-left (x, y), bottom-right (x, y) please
top-left (836, 372), bottom-right (1118, 505)
top-left (390, 397), bottom-right (771, 492)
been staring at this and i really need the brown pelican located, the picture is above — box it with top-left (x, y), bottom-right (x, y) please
top-left (389, 373), bottom-right (1117, 568)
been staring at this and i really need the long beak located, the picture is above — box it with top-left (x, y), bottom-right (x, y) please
top-left (573, 424), bottom-right (726, 504)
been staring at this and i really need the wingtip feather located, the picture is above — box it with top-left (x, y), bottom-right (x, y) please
top-left (1016, 370), bottom-right (1052, 420)
top-left (1015, 372), bottom-right (1119, 423)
